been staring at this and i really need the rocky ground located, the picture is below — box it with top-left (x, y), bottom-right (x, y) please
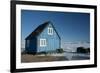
top-left (21, 54), bottom-right (68, 63)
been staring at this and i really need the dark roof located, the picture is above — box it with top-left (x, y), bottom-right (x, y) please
top-left (25, 21), bottom-right (61, 40)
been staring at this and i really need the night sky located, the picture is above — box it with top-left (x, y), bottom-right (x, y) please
top-left (21, 10), bottom-right (90, 48)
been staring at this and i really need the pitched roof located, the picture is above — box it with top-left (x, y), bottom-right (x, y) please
top-left (25, 21), bottom-right (61, 40)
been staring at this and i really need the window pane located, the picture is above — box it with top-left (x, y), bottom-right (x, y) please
top-left (50, 28), bottom-right (51, 34)
top-left (43, 40), bottom-right (44, 46)
top-left (48, 28), bottom-right (50, 34)
top-left (41, 40), bottom-right (43, 45)
top-left (44, 40), bottom-right (46, 45)
top-left (51, 28), bottom-right (52, 34)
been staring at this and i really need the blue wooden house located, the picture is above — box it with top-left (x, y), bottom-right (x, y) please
top-left (25, 21), bottom-right (61, 54)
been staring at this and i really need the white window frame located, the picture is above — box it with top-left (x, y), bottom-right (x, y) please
top-left (40, 39), bottom-right (47, 47)
top-left (48, 27), bottom-right (53, 35)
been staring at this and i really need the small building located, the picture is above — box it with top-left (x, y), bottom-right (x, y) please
top-left (25, 21), bottom-right (61, 54)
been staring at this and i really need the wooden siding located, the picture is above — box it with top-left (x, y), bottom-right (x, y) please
top-left (37, 23), bottom-right (60, 52)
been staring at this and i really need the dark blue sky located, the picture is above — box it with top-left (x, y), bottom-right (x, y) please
top-left (21, 10), bottom-right (90, 48)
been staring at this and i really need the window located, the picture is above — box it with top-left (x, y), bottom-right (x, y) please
top-left (48, 27), bottom-right (53, 35)
top-left (40, 39), bottom-right (47, 47)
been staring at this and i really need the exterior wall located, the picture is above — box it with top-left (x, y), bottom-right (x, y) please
top-left (37, 23), bottom-right (60, 53)
top-left (25, 37), bottom-right (37, 53)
